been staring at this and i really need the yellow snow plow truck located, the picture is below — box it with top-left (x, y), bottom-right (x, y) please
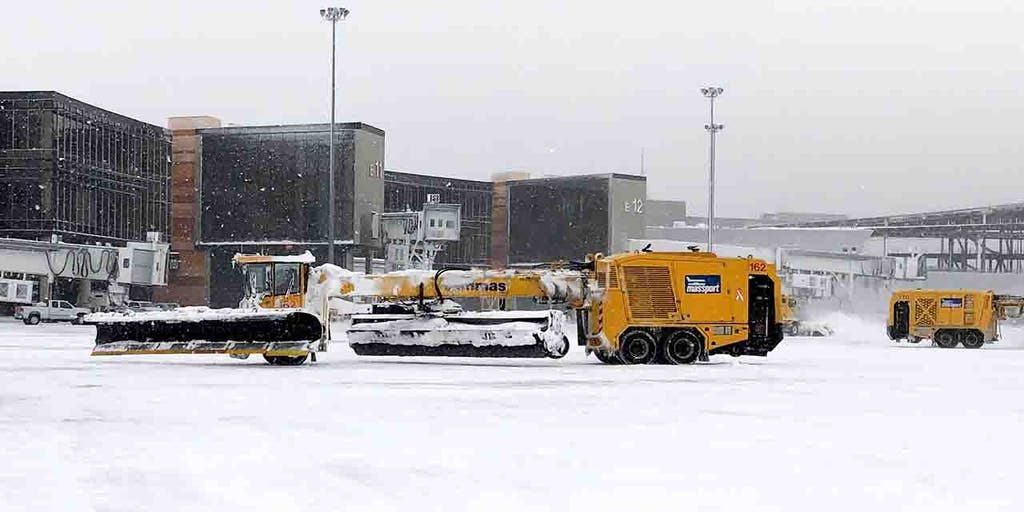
top-left (86, 250), bottom-right (785, 365)
top-left (887, 289), bottom-right (1024, 348)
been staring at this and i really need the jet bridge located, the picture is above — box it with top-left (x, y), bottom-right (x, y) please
top-left (0, 236), bottom-right (169, 306)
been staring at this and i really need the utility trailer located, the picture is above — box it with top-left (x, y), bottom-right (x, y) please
top-left (887, 290), bottom-right (1024, 348)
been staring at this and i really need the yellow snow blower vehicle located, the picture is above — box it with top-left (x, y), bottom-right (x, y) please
top-left (887, 289), bottom-right (1024, 348)
top-left (86, 250), bottom-right (785, 365)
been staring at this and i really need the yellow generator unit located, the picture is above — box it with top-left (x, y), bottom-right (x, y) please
top-left (887, 289), bottom-right (1024, 348)
top-left (581, 251), bottom-right (784, 364)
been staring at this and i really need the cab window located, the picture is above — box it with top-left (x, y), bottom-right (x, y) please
top-left (274, 263), bottom-right (301, 295)
top-left (245, 264), bottom-right (273, 296)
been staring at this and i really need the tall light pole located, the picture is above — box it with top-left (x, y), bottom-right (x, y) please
top-left (321, 6), bottom-right (349, 265)
top-left (701, 86), bottom-right (724, 251)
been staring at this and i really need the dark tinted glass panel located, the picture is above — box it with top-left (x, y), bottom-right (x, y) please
top-left (200, 130), bottom-right (356, 243)
top-left (507, 177), bottom-right (609, 264)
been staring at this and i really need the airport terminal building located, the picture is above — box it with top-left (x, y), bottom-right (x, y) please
top-left (0, 91), bottom-right (171, 244)
top-left (0, 91), bottom-right (171, 306)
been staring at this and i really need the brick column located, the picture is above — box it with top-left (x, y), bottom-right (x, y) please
top-left (154, 116), bottom-right (221, 305)
top-left (490, 171), bottom-right (530, 269)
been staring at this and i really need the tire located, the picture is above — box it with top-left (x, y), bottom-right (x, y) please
top-left (27, 314), bottom-right (40, 326)
top-left (73, 314), bottom-right (86, 325)
top-left (661, 330), bottom-right (702, 365)
top-left (961, 330), bottom-right (984, 349)
top-left (547, 336), bottom-right (570, 359)
top-left (617, 330), bottom-right (658, 365)
top-left (594, 350), bottom-right (620, 364)
top-left (934, 330), bottom-right (958, 348)
top-left (263, 354), bottom-right (309, 366)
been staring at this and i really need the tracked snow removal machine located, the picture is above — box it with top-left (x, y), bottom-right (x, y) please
top-left (86, 250), bottom-right (785, 365)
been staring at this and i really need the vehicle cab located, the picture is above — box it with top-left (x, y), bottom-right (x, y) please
top-left (232, 252), bottom-right (314, 309)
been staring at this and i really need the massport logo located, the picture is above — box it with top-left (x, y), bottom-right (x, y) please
top-left (685, 275), bottom-right (722, 294)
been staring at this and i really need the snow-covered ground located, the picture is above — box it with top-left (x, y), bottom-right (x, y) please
top-left (2, 315), bottom-right (1024, 511)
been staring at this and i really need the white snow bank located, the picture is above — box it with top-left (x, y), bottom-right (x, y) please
top-left (307, 264), bottom-right (585, 302)
top-left (85, 307), bottom-right (295, 323)
top-left (231, 250), bottom-right (316, 265)
top-left (995, 323), bottom-right (1024, 349)
top-left (348, 310), bottom-right (568, 351)
top-left (328, 298), bottom-right (371, 317)
top-left (539, 271), bottom-right (585, 303)
top-left (797, 311), bottom-right (886, 343)
top-left (305, 264), bottom-right (370, 315)
top-left (8, 315), bottom-right (1024, 510)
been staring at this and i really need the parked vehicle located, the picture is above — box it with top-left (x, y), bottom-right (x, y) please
top-left (14, 300), bottom-right (93, 325)
top-left (888, 289), bottom-right (1024, 348)
top-left (126, 301), bottom-right (161, 312)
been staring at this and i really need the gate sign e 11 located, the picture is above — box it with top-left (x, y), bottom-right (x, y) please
top-left (685, 275), bottom-right (721, 294)
top-left (941, 298), bottom-right (963, 308)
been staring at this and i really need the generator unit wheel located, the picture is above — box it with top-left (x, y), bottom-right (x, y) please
top-left (661, 330), bottom-right (702, 365)
top-left (934, 330), bottom-right (959, 349)
top-left (961, 330), bottom-right (984, 349)
top-left (617, 330), bottom-right (658, 365)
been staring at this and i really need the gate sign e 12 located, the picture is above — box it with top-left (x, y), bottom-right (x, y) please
top-left (685, 275), bottom-right (722, 294)
top-left (941, 297), bottom-right (963, 308)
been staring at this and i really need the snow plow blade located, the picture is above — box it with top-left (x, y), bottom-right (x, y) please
top-left (86, 308), bottom-right (324, 357)
top-left (347, 310), bottom-right (570, 359)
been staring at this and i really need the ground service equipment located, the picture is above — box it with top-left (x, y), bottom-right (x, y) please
top-left (86, 250), bottom-right (785, 365)
top-left (778, 294), bottom-right (833, 337)
top-left (887, 289), bottom-right (1024, 348)
top-left (581, 252), bottom-right (784, 364)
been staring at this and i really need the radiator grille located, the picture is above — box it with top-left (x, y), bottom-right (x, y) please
top-left (623, 266), bottom-right (677, 320)
top-left (608, 265), bottom-right (618, 290)
top-left (914, 298), bottom-right (937, 327)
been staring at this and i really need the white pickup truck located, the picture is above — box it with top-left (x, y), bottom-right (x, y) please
top-left (14, 300), bottom-right (92, 325)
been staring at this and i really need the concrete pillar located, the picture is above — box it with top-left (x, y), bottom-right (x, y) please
top-left (38, 275), bottom-right (51, 302)
top-left (848, 270), bottom-right (855, 302)
top-left (976, 238), bottom-right (984, 272)
top-left (340, 248), bottom-right (355, 271)
top-left (76, 279), bottom-right (91, 306)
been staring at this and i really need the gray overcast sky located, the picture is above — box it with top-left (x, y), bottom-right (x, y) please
top-left (3, 0), bottom-right (1023, 218)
